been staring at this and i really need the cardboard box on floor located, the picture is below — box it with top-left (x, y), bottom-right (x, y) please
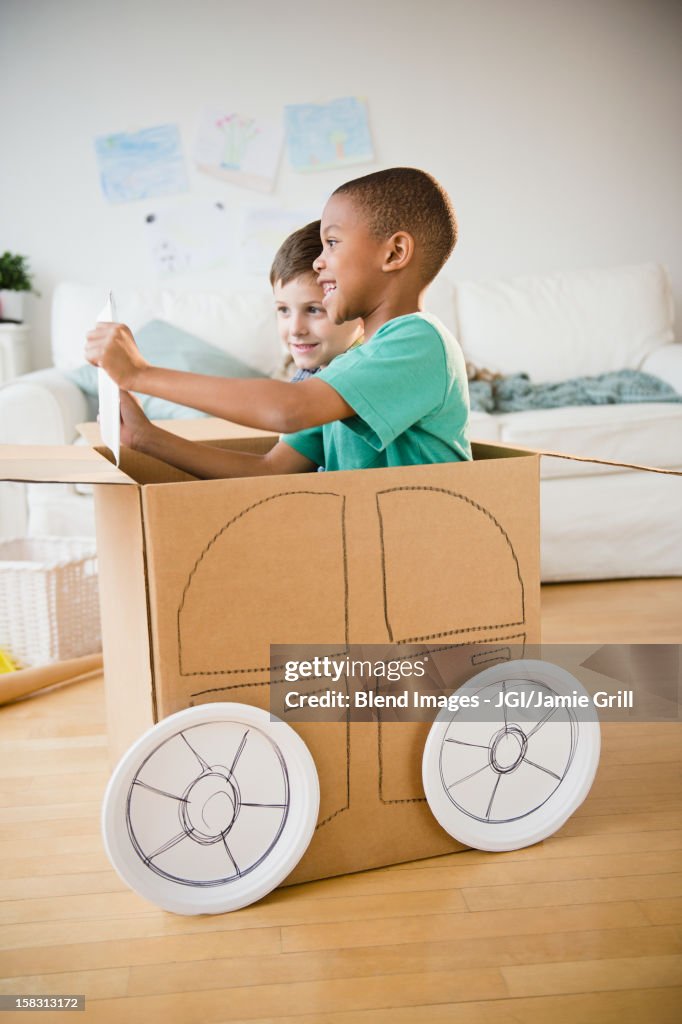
top-left (1, 421), bottom-right (540, 884)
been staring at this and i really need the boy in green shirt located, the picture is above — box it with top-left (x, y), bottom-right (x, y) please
top-left (85, 167), bottom-right (471, 475)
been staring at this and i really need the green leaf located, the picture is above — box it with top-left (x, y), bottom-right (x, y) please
top-left (0, 252), bottom-right (40, 295)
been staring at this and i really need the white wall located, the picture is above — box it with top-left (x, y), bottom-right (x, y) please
top-left (1, 0), bottom-right (680, 368)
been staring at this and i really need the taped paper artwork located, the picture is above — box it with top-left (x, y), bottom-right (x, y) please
top-left (95, 124), bottom-right (188, 204)
top-left (285, 97), bottom-right (374, 172)
top-left (194, 108), bottom-right (284, 193)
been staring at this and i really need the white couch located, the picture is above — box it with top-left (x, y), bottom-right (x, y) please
top-left (1, 262), bottom-right (681, 581)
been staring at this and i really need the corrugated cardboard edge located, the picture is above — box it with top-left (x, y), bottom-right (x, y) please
top-left (482, 439), bottom-right (682, 476)
top-left (77, 417), bottom-right (277, 446)
top-left (0, 445), bottom-right (134, 484)
top-left (94, 485), bottom-right (157, 757)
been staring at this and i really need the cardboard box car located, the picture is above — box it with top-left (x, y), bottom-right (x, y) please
top-left (1, 422), bottom-right (541, 883)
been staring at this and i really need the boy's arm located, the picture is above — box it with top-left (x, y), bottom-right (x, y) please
top-left (120, 391), bottom-right (317, 478)
top-left (85, 323), bottom-right (354, 433)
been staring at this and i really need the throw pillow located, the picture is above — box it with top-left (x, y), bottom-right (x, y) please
top-left (68, 319), bottom-right (266, 420)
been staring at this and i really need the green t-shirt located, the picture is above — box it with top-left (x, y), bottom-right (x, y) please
top-left (281, 312), bottom-right (472, 471)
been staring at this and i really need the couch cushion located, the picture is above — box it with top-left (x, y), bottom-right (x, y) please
top-left (497, 403), bottom-right (682, 478)
top-left (67, 319), bottom-right (266, 420)
top-left (454, 263), bottom-right (674, 382)
top-left (52, 282), bottom-right (283, 376)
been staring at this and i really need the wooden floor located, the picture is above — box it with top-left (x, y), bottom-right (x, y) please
top-left (1, 580), bottom-right (680, 1023)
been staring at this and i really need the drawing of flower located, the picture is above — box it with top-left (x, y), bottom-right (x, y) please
top-left (216, 114), bottom-right (260, 169)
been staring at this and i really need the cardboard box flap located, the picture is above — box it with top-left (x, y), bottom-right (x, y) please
top-left (77, 417), bottom-right (276, 446)
top-left (0, 445), bottom-right (135, 484)
top-left (112, 446), bottom-right (198, 485)
top-left (482, 439), bottom-right (682, 476)
top-left (471, 441), bottom-right (537, 461)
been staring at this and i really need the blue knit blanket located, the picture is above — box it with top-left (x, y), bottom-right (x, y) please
top-left (469, 369), bottom-right (682, 414)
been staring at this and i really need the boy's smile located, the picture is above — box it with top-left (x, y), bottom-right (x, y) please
top-left (273, 273), bottom-right (362, 371)
top-left (315, 194), bottom-right (386, 330)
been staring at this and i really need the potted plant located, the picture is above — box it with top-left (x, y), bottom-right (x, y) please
top-left (0, 252), bottom-right (39, 323)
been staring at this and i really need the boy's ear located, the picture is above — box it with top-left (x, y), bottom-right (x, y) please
top-left (382, 231), bottom-right (415, 273)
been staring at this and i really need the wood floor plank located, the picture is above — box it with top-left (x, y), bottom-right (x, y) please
top-left (0, 926), bottom-right (282, 978)
top-left (0, 833), bottom-right (104, 859)
top-left (584, 747), bottom-right (681, 766)
top-left (0, 966), bottom-right (129, 999)
top-left (68, 926), bottom-right (677, 998)
top-left (0, 745), bottom-right (109, 777)
top-left (640, 897), bottom-right (682, 925)
top-left (501, 953), bottom-right (682, 998)
top-left (0, 735), bottom-right (107, 752)
top-left (2, 925), bottom-right (678, 987)
top-left (586, 775), bottom-right (682, 798)
top-left (0, 816), bottom-right (102, 842)
top-left (60, 967), bottom-right (510, 1023)
top-left (281, 900), bottom-right (650, 954)
top-left (565, 794), bottom-right (682, 817)
top-left (0, 800), bottom-right (102, 825)
top-left (553, 809), bottom-right (682, 837)
top-left (388, 828), bottom-right (682, 869)
top-left (593, 760), bottom-right (682, 784)
top-left (0, 776), bottom-right (106, 809)
top-left (1, 870), bottom-right (128, 902)
top-left (0, 850), bottom-right (112, 881)
top-left (0, 885), bottom-right (468, 936)
top-left (461, 872), bottom-right (682, 912)
top-left (288, 850), bottom-right (682, 904)
top-left (4, 821), bottom-right (676, 889)
top-left (225, 987), bottom-right (682, 1024)
top-left (1, 912), bottom-right (288, 954)
top-left (540, 577), bottom-right (682, 643)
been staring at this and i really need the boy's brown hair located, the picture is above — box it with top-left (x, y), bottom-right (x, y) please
top-left (269, 220), bottom-right (322, 287)
top-left (333, 167), bottom-right (457, 285)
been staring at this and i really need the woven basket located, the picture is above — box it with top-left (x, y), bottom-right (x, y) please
top-left (0, 537), bottom-right (101, 669)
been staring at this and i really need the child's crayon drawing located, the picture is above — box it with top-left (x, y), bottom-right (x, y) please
top-left (195, 108), bottom-right (283, 193)
top-left (285, 97), bottom-right (374, 173)
top-left (95, 124), bottom-right (188, 204)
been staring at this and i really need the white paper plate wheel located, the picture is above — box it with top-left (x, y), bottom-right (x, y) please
top-left (422, 660), bottom-right (601, 851)
top-left (102, 703), bottom-right (319, 914)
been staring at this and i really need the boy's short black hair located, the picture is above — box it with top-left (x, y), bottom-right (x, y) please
top-left (269, 220), bottom-right (321, 287)
top-left (333, 167), bottom-right (457, 284)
